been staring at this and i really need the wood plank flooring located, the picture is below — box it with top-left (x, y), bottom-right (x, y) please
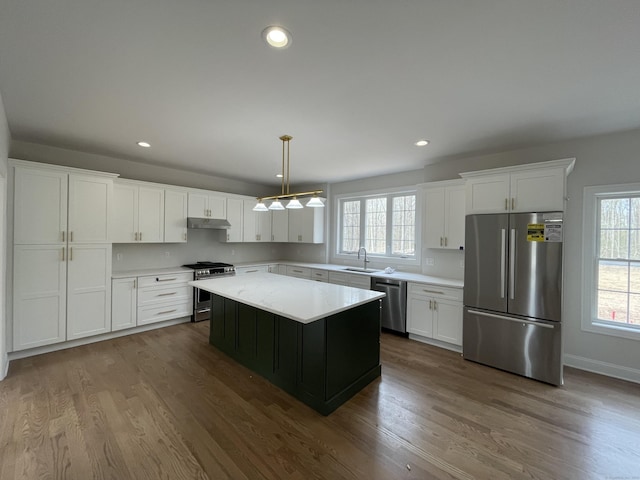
top-left (1, 322), bottom-right (639, 479)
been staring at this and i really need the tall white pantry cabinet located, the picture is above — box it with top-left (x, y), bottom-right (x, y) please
top-left (11, 161), bottom-right (117, 351)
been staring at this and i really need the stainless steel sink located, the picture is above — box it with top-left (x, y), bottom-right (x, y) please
top-left (342, 267), bottom-right (380, 273)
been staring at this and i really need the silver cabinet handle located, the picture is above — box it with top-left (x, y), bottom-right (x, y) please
top-left (70, 231), bottom-right (73, 242)
top-left (156, 277), bottom-right (177, 282)
top-left (429, 300), bottom-right (433, 310)
top-left (61, 247), bottom-right (65, 261)
top-left (245, 269), bottom-right (259, 273)
top-left (292, 269), bottom-right (303, 273)
top-left (157, 292), bottom-right (177, 296)
top-left (62, 231), bottom-right (65, 242)
top-left (505, 198), bottom-right (508, 211)
top-left (69, 247), bottom-right (73, 261)
top-left (139, 232), bottom-right (142, 241)
top-left (433, 300), bottom-right (437, 311)
top-left (444, 237), bottom-right (448, 247)
top-left (133, 279), bottom-right (137, 289)
top-left (440, 237), bottom-right (443, 247)
top-left (134, 232), bottom-right (138, 241)
top-left (423, 289), bottom-right (444, 295)
top-left (157, 309), bottom-right (177, 315)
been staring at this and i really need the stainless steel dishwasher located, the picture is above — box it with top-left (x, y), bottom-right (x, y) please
top-left (371, 277), bottom-right (407, 334)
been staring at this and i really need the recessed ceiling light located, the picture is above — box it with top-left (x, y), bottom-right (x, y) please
top-left (262, 26), bottom-right (291, 48)
top-left (276, 173), bottom-right (283, 178)
top-left (415, 140), bottom-right (430, 147)
top-left (137, 141), bottom-right (151, 148)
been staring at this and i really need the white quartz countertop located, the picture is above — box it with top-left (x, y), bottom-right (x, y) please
top-left (190, 272), bottom-right (385, 324)
top-left (112, 266), bottom-right (193, 279)
top-left (235, 261), bottom-right (464, 288)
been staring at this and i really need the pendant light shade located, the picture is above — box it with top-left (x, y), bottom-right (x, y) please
top-left (268, 200), bottom-right (285, 210)
top-left (286, 197), bottom-right (303, 209)
top-left (253, 135), bottom-right (324, 212)
top-left (253, 201), bottom-right (269, 212)
top-left (306, 196), bottom-right (324, 208)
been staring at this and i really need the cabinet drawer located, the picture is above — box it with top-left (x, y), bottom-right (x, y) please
top-left (236, 265), bottom-right (268, 274)
top-left (408, 283), bottom-right (462, 301)
top-left (311, 269), bottom-right (329, 282)
top-left (138, 285), bottom-right (192, 306)
top-left (137, 272), bottom-right (192, 288)
top-left (286, 266), bottom-right (311, 279)
top-left (137, 301), bottom-right (192, 325)
top-left (328, 271), bottom-right (349, 285)
top-left (349, 274), bottom-right (371, 290)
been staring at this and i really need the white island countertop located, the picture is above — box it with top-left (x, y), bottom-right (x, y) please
top-left (190, 272), bottom-right (385, 324)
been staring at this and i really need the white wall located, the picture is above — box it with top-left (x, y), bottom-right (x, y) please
top-left (0, 92), bottom-right (10, 380)
top-left (424, 127), bottom-right (640, 382)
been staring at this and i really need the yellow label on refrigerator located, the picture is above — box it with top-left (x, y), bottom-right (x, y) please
top-left (527, 223), bottom-right (545, 242)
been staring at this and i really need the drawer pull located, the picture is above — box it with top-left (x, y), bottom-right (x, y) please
top-left (292, 269), bottom-right (303, 273)
top-left (157, 292), bottom-right (177, 296)
top-left (245, 269), bottom-right (259, 273)
top-left (156, 277), bottom-right (177, 282)
top-left (423, 289), bottom-right (444, 295)
top-left (157, 309), bottom-right (177, 315)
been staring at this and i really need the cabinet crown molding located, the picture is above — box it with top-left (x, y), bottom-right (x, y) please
top-left (459, 158), bottom-right (575, 179)
top-left (9, 158), bottom-right (119, 178)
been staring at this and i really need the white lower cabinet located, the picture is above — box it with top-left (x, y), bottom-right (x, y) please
top-left (328, 271), bottom-right (371, 289)
top-left (235, 265), bottom-right (269, 274)
top-left (286, 266), bottom-right (312, 279)
top-left (311, 269), bottom-right (329, 282)
top-left (136, 272), bottom-right (193, 326)
top-left (407, 283), bottom-right (463, 347)
top-left (112, 277), bottom-right (137, 331)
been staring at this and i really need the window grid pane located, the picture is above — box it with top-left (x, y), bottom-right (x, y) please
top-left (596, 195), bottom-right (640, 328)
top-left (341, 200), bottom-right (360, 253)
top-left (365, 198), bottom-right (387, 254)
top-left (392, 195), bottom-right (416, 256)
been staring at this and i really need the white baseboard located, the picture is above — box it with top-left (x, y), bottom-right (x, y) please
top-left (8, 317), bottom-right (191, 362)
top-left (408, 333), bottom-right (463, 353)
top-left (1, 353), bottom-right (8, 380)
top-left (564, 354), bottom-right (640, 384)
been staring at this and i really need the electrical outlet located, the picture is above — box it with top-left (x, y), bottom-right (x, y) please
top-left (425, 257), bottom-right (434, 266)
top-left (116, 253), bottom-right (123, 261)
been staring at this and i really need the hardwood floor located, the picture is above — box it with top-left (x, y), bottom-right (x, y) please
top-left (1, 323), bottom-right (639, 479)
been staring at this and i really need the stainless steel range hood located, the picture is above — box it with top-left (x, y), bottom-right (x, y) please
top-left (187, 217), bottom-right (231, 229)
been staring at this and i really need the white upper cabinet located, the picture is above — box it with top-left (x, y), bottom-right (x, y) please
top-left (187, 191), bottom-right (226, 219)
top-left (14, 167), bottom-right (68, 244)
top-left (461, 159), bottom-right (575, 214)
top-left (68, 174), bottom-right (112, 243)
top-left (164, 189), bottom-right (188, 243)
top-left (423, 180), bottom-right (465, 250)
top-left (271, 209), bottom-right (289, 242)
top-left (224, 197), bottom-right (243, 242)
top-left (112, 180), bottom-right (164, 243)
top-left (288, 205), bottom-right (324, 243)
top-left (242, 199), bottom-right (272, 242)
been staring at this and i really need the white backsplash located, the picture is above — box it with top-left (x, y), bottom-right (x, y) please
top-left (421, 247), bottom-right (465, 280)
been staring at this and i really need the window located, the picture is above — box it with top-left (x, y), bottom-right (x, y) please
top-left (338, 191), bottom-right (416, 259)
top-left (583, 183), bottom-right (640, 340)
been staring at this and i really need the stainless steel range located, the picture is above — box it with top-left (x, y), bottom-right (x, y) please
top-left (183, 262), bottom-right (235, 322)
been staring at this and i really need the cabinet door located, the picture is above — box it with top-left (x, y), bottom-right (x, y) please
top-left (424, 187), bottom-right (445, 248)
top-left (13, 245), bottom-right (67, 350)
top-left (112, 277), bottom-right (137, 331)
top-left (510, 167), bottom-right (565, 212)
top-left (187, 192), bottom-right (208, 217)
top-left (406, 294), bottom-right (433, 338)
top-left (271, 209), bottom-right (289, 242)
top-left (138, 186), bottom-right (165, 242)
top-left (256, 209), bottom-right (272, 242)
top-left (68, 174), bottom-right (112, 243)
top-left (465, 174), bottom-right (510, 214)
top-left (112, 182), bottom-right (138, 243)
top-left (225, 198), bottom-right (243, 242)
top-left (67, 244), bottom-right (112, 340)
top-left (433, 298), bottom-right (463, 346)
top-left (208, 195), bottom-right (227, 219)
top-left (444, 185), bottom-right (466, 250)
top-left (14, 167), bottom-right (67, 245)
top-left (242, 200), bottom-right (258, 242)
top-left (288, 208), bottom-right (321, 243)
top-left (164, 189), bottom-right (188, 243)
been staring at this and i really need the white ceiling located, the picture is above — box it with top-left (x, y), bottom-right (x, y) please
top-left (1, 1), bottom-right (640, 187)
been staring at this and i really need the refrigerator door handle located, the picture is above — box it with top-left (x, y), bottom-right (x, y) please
top-left (467, 309), bottom-right (556, 329)
top-left (500, 229), bottom-right (506, 298)
top-left (509, 228), bottom-right (516, 300)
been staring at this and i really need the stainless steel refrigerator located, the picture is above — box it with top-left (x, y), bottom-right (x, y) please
top-left (463, 212), bottom-right (564, 385)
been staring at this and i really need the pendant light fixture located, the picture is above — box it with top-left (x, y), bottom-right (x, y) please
top-left (253, 135), bottom-right (324, 211)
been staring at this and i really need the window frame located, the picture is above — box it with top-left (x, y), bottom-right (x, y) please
top-left (334, 187), bottom-right (420, 266)
top-left (582, 183), bottom-right (640, 341)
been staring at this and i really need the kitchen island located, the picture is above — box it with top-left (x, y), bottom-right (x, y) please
top-left (190, 272), bottom-right (385, 415)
